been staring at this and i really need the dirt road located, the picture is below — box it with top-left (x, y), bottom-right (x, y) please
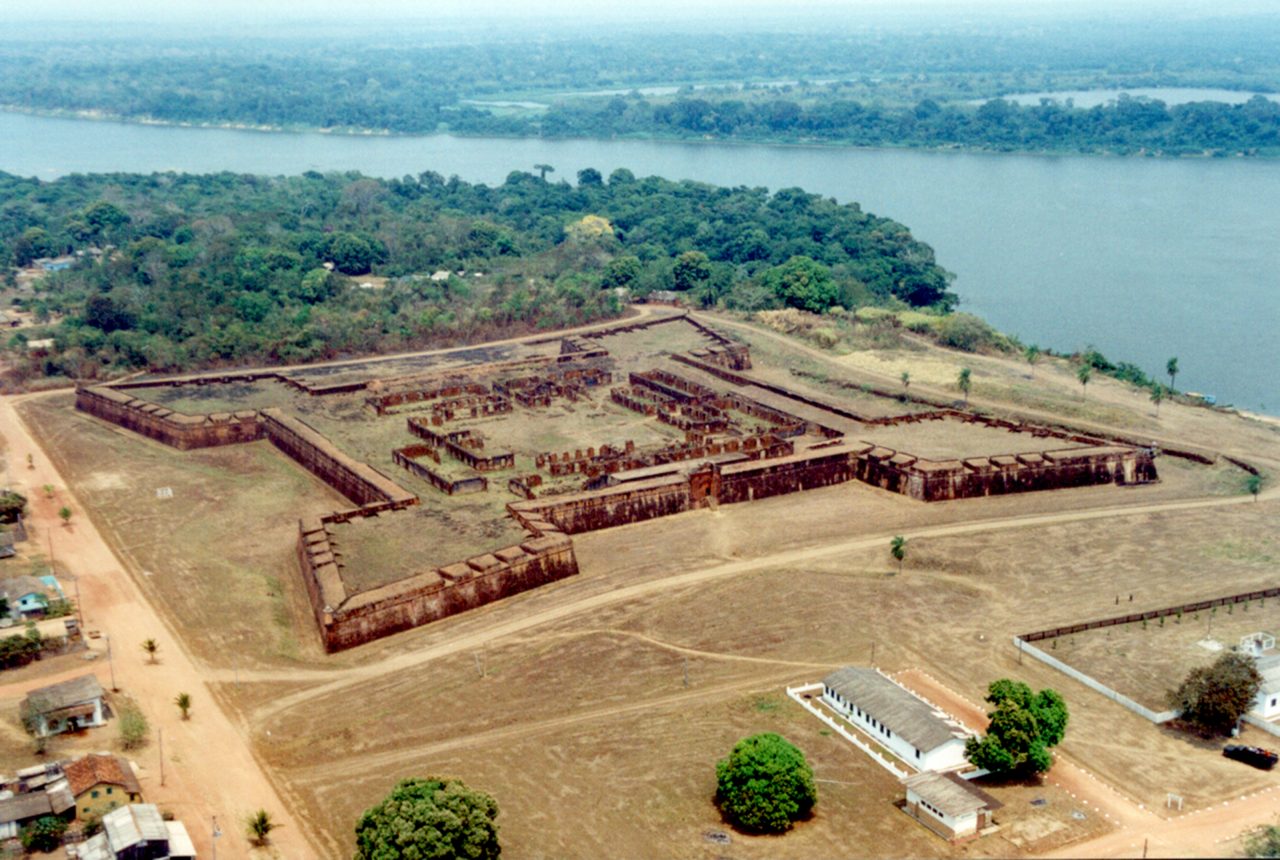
top-left (896, 668), bottom-right (1279, 858)
top-left (0, 397), bottom-right (311, 859)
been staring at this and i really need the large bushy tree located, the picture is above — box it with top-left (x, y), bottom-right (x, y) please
top-left (355, 777), bottom-right (500, 860)
top-left (762, 255), bottom-right (841, 314)
top-left (1168, 651), bottom-right (1261, 735)
top-left (715, 733), bottom-right (817, 833)
top-left (965, 679), bottom-right (1068, 775)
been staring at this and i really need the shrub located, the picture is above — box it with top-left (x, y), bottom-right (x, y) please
top-left (934, 312), bottom-right (999, 352)
top-left (21, 816), bottom-right (67, 853)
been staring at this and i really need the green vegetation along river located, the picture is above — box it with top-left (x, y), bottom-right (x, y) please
top-left (1, 110), bottom-right (1276, 414)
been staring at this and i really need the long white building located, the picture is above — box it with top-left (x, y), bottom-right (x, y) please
top-left (822, 666), bottom-right (972, 772)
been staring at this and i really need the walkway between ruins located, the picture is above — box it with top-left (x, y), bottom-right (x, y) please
top-left (0, 396), bottom-right (311, 860)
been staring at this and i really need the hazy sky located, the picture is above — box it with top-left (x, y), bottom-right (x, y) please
top-left (8, 0), bottom-right (1274, 24)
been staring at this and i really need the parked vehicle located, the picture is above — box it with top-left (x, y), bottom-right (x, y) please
top-left (1223, 744), bottom-right (1279, 770)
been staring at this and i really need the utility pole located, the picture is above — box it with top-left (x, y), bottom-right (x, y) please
top-left (212, 816), bottom-right (221, 860)
top-left (159, 728), bottom-right (165, 786)
top-left (106, 634), bottom-right (117, 692)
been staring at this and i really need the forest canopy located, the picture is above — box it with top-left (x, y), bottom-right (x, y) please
top-left (0, 168), bottom-right (953, 381)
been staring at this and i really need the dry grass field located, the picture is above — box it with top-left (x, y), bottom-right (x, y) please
top-left (1044, 587), bottom-right (1280, 711)
top-left (14, 310), bottom-right (1280, 858)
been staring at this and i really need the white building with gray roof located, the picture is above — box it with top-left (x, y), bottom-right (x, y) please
top-left (822, 667), bottom-right (972, 771)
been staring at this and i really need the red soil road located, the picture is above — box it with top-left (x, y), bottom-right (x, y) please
top-left (896, 668), bottom-right (1280, 858)
top-left (0, 395), bottom-right (312, 860)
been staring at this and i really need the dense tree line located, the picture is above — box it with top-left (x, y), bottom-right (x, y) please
top-left (535, 92), bottom-right (1280, 156)
top-left (0, 168), bottom-right (952, 382)
top-left (2, 22), bottom-right (1280, 156)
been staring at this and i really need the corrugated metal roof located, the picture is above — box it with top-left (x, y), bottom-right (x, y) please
top-left (824, 667), bottom-right (968, 752)
top-left (102, 803), bottom-right (169, 850)
top-left (904, 771), bottom-right (998, 817)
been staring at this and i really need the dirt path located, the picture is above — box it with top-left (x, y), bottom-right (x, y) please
top-left (298, 668), bottom-right (802, 781)
top-left (0, 397), bottom-right (311, 859)
top-left (895, 668), bottom-right (1279, 857)
top-left (249, 486), bottom-right (1273, 722)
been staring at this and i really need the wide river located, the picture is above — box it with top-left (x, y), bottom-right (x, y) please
top-left (1, 111), bottom-right (1276, 413)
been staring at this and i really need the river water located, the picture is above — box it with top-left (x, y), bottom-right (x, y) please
top-left (1, 111), bottom-right (1276, 413)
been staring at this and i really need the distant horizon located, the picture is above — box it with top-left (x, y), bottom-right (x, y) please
top-left (8, 0), bottom-right (1280, 29)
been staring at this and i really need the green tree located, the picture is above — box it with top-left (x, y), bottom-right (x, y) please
top-left (957, 367), bottom-right (972, 404)
top-left (965, 679), bottom-right (1068, 776)
top-left (1167, 356), bottom-right (1179, 391)
top-left (533, 163), bottom-right (555, 181)
top-left (355, 777), bottom-right (500, 860)
top-left (327, 233), bottom-right (378, 276)
top-left (671, 250), bottom-right (712, 292)
top-left (118, 704), bottom-right (148, 751)
top-left (1246, 821), bottom-right (1280, 858)
top-left (715, 733), bottom-right (816, 833)
top-left (58, 506), bottom-right (72, 525)
top-left (762, 256), bottom-right (841, 314)
top-left (890, 535), bottom-right (907, 574)
top-left (1168, 651), bottom-right (1261, 735)
top-left (0, 491), bottom-right (27, 523)
top-left (576, 167), bottom-right (603, 187)
top-left (246, 809), bottom-right (279, 847)
top-left (601, 255), bottom-right (642, 290)
top-left (1024, 344), bottom-right (1041, 378)
top-left (1246, 473), bottom-right (1263, 502)
top-left (1076, 362), bottom-right (1092, 398)
top-left (175, 692), bottom-right (191, 720)
top-left (141, 638), bottom-right (159, 663)
top-left (1150, 385), bottom-right (1164, 416)
top-left (21, 815), bottom-right (67, 853)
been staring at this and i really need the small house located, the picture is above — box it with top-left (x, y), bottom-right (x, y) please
top-left (822, 667), bottom-right (972, 771)
top-left (0, 575), bottom-right (57, 619)
top-left (902, 770), bottom-right (1001, 841)
top-left (0, 781), bottom-right (74, 840)
top-left (74, 803), bottom-right (196, 860)
top-left (23, 675), bottom-right (107, 737)
top-left (64, 754), bottom-right (143, 821)
top-left (1254, 653), bottom-right (1280, 719)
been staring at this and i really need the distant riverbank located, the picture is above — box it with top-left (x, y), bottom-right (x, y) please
top-left (0, 110), bottom-right (1275, 414)
top-left (3, 100), bottom-right (1279, 162)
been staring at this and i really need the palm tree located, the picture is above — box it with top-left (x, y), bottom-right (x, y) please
top-left (141, 638), bottom-right (159, 664)
top-left (1024, 344), bottom-right (1041, 379)
top-left (174, 692), bottom-right (191, 720)
top-left (246, 809), bottom-right (279, 847)
top-left (890, 535), bottom-right (907, 575)
top-left (1150, 385), bottom-right (1164, 416)
top-left (957, 367), bottom-right (972, 405)
top-left (1076, 363), bottom-right (1092, 399)
top-left (1166, 356), bottom-right (1179, 392)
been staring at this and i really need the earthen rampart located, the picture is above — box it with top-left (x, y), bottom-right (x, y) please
top-left (76, 385), bottom-right (264, 450)
top-left (260, 409), bottom-right (418, 509)
top-left (297, 518), bottom-right (577, 651)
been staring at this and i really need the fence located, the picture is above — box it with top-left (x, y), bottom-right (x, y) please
top-left (786, 684), bottom-right (909, 779)
top-left (1020, 587), bottom-right (1280, 643)
top-left (1014, 637), bottom-right (1179, 724)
